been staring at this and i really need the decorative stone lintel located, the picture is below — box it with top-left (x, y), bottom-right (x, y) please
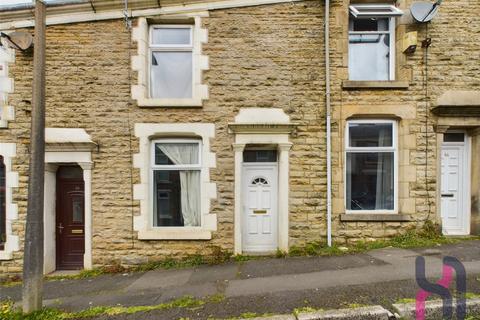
top-left (436, 90), bottom-right (480, 107)
top-left (228, 123), bottom-right (298, 134)
top-left (45, 142), bottom-right (98, 152)
top-left (78, 162), bottom-right (94, 170)
top-left (278, 142), bottom-right (293, 151)
top-left (468, 128), bottom-right (480, 137)
top-left (232, 143), bottom-right (246, 152)
top-left (434, 125), bottom-right (450, 133)
top-left (340, 214), bottom-right (411, 222)
top-left (431, 106), bottom-right (480, 117)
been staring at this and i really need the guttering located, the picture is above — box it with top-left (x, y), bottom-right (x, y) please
top-left (0, 0), bottom-right (90, 12)
top-left (325, 0), bottom-right (332, 247)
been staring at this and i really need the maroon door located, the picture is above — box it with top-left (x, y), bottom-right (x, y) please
top-left (56, 166), bottom-right (85, 270)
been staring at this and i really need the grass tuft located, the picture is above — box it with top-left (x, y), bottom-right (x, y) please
top-left (293, 306), bottom-right (319, 316)
top-left (1, 295), bottom-right (208, 320)
top-left (289, 222), bottom-right (474, 257)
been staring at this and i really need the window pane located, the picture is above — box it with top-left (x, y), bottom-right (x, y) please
top-left (0, 156), bottom-right (5, 247)
top-left (154, 143), bottom-right (199, 165)
top-left (151, 28), bottom-right (191, 45)
top-left (349, 123), bottom-right (393, 147)
top-left (57, 166), bottom-right (83, 179)
top-left (151, 52), bottom-right (192, 99)
top-left (350, 18), bottom-right (389, 31)
top-left (346, 152), bottom-right (394, 211)
top-left (349, 33), bottom-right (390, 80)
top-left (443, 132), bottom-right (465, 143)
top-left (243, 150), bottom-right (278, 162)
top-left (72, 196), bottom-right (83, 223)
top-left (153, 170), bottom-right (200, 227)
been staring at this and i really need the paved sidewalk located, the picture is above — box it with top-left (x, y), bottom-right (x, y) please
top-left (2, 240), bottom-right (480, 319)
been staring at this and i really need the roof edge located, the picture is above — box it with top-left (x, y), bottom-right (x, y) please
top-left (0, 0), bottom-right (304, 30)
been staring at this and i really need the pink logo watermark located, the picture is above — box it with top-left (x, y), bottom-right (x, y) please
top-left (415, 256), bottom-right (466, 320)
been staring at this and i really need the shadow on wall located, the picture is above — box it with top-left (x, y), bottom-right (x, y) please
top-left (471, 196), bottom-right (480, 235)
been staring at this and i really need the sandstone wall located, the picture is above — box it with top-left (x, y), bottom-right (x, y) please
top-left (1, 0), bottom-right (478, 274)
top-left (1, 1), bottom-right (327, 273)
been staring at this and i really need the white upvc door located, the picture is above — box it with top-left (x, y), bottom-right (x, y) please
top-left (440, 142), bottom-right (469, 235)
top-left (242, 164), bottom-right (278, 252)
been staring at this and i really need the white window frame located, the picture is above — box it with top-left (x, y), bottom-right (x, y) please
top-left (344, 119), bottom-right (398, 214)
top-left (148, 25), bottom-right (194, 100)
top-left (150, 138), bottom-right (203, 229)
top-left (0, 156), bottom-right (6, 250)
top-left (348, 5), bottom-right (399, 81)
top-left (131, 16), bottom-right (209, 108)
top-left (349, 4), bottom-right (403, 18)
top-left (0, 143), bottom-right (18, 260)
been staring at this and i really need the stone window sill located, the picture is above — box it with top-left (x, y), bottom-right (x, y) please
top-left (340, 214), bottom-right (411, 222)
top-left (0, 250), bottom-right (13, 260)
top-left (137, 98), bottom-right (203, 108)
top-left (138, 228), bottom-right (212, 240)
top-left (342, 81), bottom-right (409, 90)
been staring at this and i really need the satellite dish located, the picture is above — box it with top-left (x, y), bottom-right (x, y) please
top-left (0, 31), bottom-right (33, 51)
top-left (411, 0), bottom-right (442, 23)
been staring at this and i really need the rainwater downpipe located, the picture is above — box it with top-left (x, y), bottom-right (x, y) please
top-left (325, 0), bottom-right (332, 247)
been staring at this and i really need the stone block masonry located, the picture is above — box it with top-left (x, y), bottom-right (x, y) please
top-left (0, 0), bottom-right (478, 274)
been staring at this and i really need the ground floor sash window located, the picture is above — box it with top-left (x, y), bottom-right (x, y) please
top-left (152, 140), bottom-right (201, 227)
top-left (0, 156), bottom-right (5, 250)
top-left (346, 120), bottom-right (397, 212)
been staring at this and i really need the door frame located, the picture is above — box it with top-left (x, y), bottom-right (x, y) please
top-left (241, 162), bottom-right (279, 253)
top-left (44, 151), bottom-right (93, 274)
top-left (233, 140), bottom-right (292, 255)
top-left (229, 108), bottom-right (296, 255)
top-left (440, 131), bottom-right (471, 235)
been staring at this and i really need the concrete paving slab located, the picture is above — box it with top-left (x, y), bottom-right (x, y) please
top-left (297, 305), bottom-right (390, 320)
top-left (393, 298), bottom-right (480, 319)
top-left (240, 315), bottom-right (295, 320)
top-left (157, 282), bottom-right (219, 302)
top-left (188, 263), bottom-right (239, 284)
top-left (413, 240), bottom-right (480, 263)
top-left (126, 268), bottom-right (193, 291)
top-left (367, 248), bottom-right (421, 264)
top-left (226, 257), bottom-right (480, 298)
top-left (225, 264), bottom-right (413, 297)
top-left (68, 276), bottom-right (480, 319)
top-left (0, 272), bottom-right (142, 302)
top-left (237, 254), bottom-right (385, 280)
top-left (44, 289), bottom-right (163, 311)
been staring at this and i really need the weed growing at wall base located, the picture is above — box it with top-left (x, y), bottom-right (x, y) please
top-left (0, 296), bottom-right (210, 320)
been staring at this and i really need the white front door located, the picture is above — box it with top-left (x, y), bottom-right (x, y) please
top-left (242, 164), bottom-right (278, 252)
top-left (441, 138), bottom-right (469, 235)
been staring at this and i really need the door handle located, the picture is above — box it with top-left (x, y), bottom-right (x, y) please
top-left (441, 194), bottom-right (454, 198)
top-left (57, 223), bottom-right (64, 234)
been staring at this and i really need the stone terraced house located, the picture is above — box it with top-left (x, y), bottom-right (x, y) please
top-left (0, 0), bottom-right (478, 275)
